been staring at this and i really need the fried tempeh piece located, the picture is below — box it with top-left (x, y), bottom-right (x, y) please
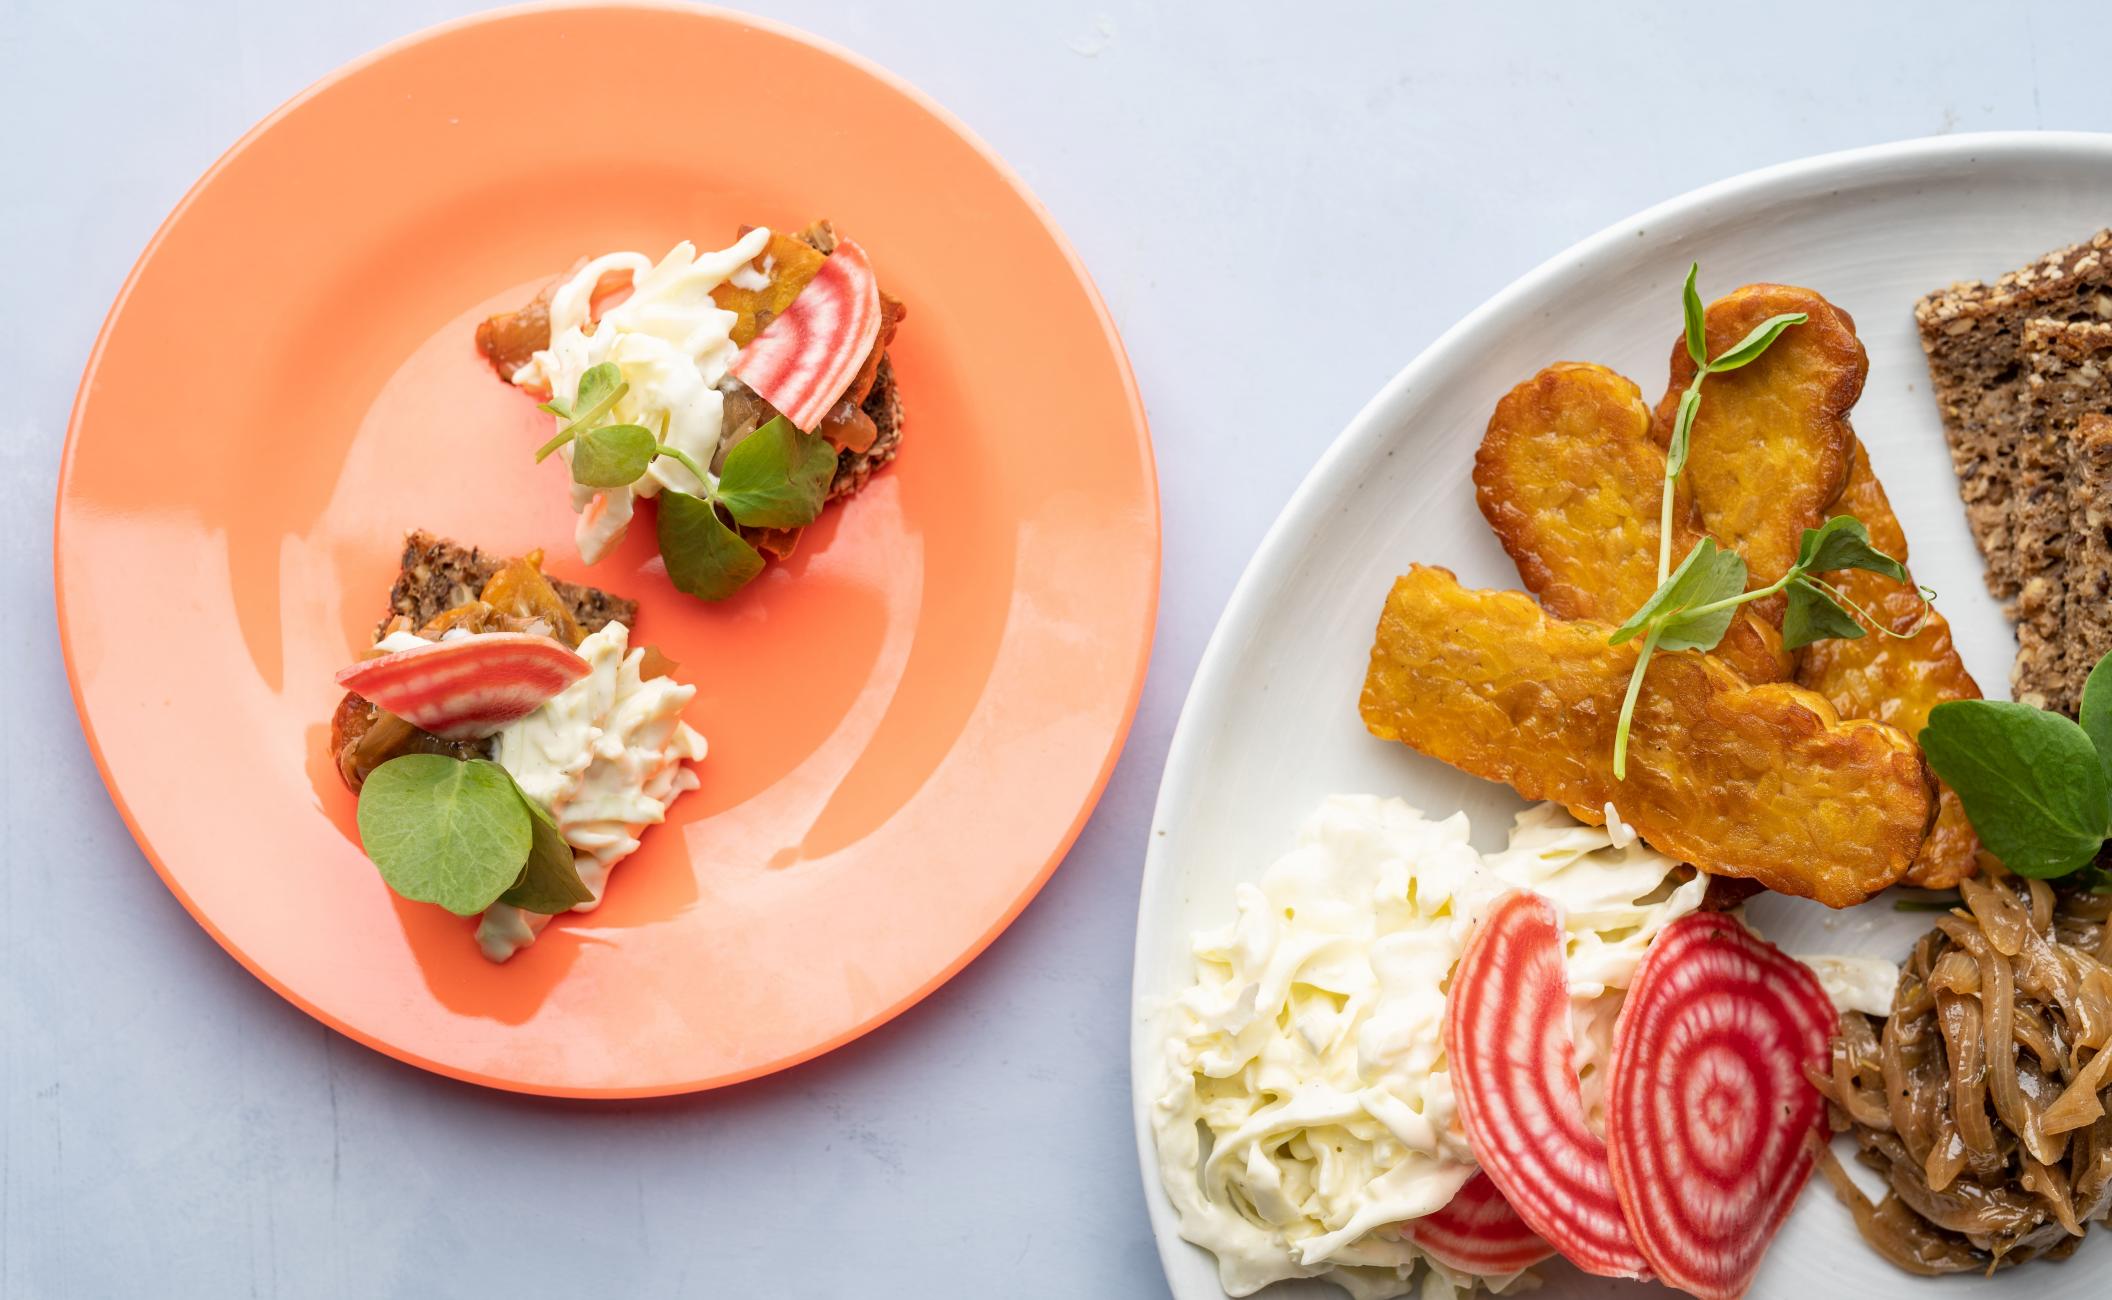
top-left (1653, 284), bottom-right (1865, 612)
top-left (1474, 362), bottom-right (1790, 683)
top-left (1360, 566), bottom-right (1934, 907)
top-left (1796, 442), bottom-right (1983, 887)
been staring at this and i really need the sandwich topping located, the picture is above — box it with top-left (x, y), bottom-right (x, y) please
top-left (331, 545), bottom-right (705, 962)
top-left (481, 220), bottom-right (907, 601)
top-left (512, 232), bottom-right (771, 564)
top-left (478, 620), bottom-right (706, 962)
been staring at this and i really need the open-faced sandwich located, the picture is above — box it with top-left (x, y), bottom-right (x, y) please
top-left (474, 220), bottom-right (906, 599)
top-left (330, 532), bottom-right (704, 962)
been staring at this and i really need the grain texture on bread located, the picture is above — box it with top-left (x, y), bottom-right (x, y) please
top-left (2010, 321), bottom-right (2112, 713)
top-left (2069, 415), bottom-right (2112, 700)
top-left (1914, 229), bottom-right (2112, 599)
top-left (384, 531), bottom-right (636, 641)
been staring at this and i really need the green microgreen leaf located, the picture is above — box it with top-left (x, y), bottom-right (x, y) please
top-left (1795, 516), bottom-right (1909, 583)
top-left (496, 777), bottom-right (593, 914)
top-left (1610, 539), bottom-right (1747, 648)
top-left (572, 362), bottom-right (624, 422)
top-left (570, 423), bottom-right (659, 488)
top-left (1666, 387), bottom-right (1702, 480)
top-left (658, 490), bottom-right (765, 601)
top-left (355, 756), bottom-right (533, 915)
top-left (1782, 577), bottom-right (1868, 651)
top-left (714, 416), bottom-right (838, 529)
top-left (1923, 700), bottom-right (2112, 878)
top-left (536, 363), bottom-right (631, 465)
top-left (1681, 263), bottom-right (1706, 367)
top-left (1655, 563), bottom-right (1750, 653)
top-left (1705, 312), bottom-right (1809, 372)
top-left (2081, 651), bottom-right (2112, 787)
top-left (1607, 540), bottom-right (1747, 783)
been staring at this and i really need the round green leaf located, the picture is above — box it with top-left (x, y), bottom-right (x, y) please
top-left (571, 362), bottom-right (625, 423)
top-left (355, 756), bottom-right (534, 914)
top-left (1923, 700), bottom-right (2111, 878)
top-left (715, 416), bottom-right (837, 529)
top-left (571, 422), bottom-right (658, 488)
top-left (658, 489), bottom-right (765, 600)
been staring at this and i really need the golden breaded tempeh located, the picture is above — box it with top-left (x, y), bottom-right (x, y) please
top-left (1652, 284), bottom-right (1865, 614)
top-left (1360, 565), bottom-right (1934, 908)
top-left (1474, 362), bottom-right (1790, 684)
top-left (1794, 441), bottom-right (1984, 887)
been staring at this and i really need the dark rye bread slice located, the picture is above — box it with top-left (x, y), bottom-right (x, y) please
top-left (382, 530), bottom-right (635, 641)
top-left (1915, 229), bottom-right (2112, 600)
top-left (2011, 321), bottom-right (2112, 715)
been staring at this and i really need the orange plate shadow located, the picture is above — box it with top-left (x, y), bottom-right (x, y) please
top-left (54, 2), bottom-right (1158, 1097)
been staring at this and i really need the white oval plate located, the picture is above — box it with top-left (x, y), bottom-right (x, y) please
top-left (1132, 132), bottom-right (2112, 1300)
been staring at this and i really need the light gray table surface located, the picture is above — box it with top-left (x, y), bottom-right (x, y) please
top-left (6, 2), bottom-right (2109, 1296)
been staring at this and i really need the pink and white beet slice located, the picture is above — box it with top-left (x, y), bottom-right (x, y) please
top-left (1605, 911), bottom-right (1838, 1300)
top-left (730, 236), bottom-right (882, 433)
top-left (1444, 889), bottom-right (1654, 1279)
top-left (336, 633), bottom-right (588, 740)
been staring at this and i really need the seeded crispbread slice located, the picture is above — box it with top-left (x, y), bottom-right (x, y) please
top-left (1915, 230), bottom-right (2112, 601)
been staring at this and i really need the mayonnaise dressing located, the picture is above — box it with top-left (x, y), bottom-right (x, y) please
top-left (513, 230), bottom-right (771, 563)
top-left (1152, 797), bottom-right (1706, 1299)
top-left (475, 621), bottom-right (707, 962)
top-left (1795, 953), bottom-right (1901, 1018)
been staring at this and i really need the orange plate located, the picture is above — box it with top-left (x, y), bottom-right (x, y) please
top-left (53, 3), bottom-right (1158, 1097)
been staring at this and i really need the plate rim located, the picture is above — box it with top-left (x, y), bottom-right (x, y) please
top-left (1128, 129), bottom-right (2112, 1292)
top-left (53, 0), bottom-right (1161, 1099)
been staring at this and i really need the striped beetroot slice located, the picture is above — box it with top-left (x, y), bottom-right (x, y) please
top-left (1444, 889), bottom-right (1652, 1279)
top-left (1604, 912), bottom-right (1838, 1300)
top-left (336, 633), bottom-right (588, 740)
top-left (729, 235), bottom-right (881, 433)
top-left (1405, 1172), bottom-right (1554, 1277)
